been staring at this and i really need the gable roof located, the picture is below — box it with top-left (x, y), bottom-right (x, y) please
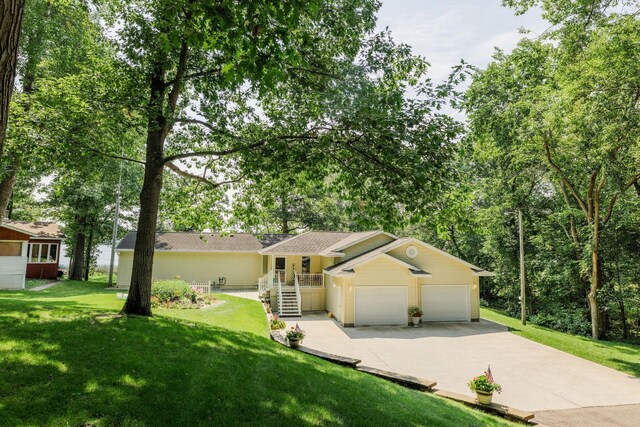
top-left (324, 241), bottom-right (431, 277)
top-left (258, 230), bottom-right (385, 256)
top-left (116, 232), bottom-right (290, 252)
top-left (1, 220), bottom-right (64, 238)
top-left (325, 237), bottom-right (494, 277)
top-left (381, 237), bottom-right (495, 276)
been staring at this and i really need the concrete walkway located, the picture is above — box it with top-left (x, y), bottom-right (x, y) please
top-left (284, 314), bottom-right (640, 417)
top-left (28, 282), bottom-right (58, 291)
top-left (216, 289), bottom-right (260, 301)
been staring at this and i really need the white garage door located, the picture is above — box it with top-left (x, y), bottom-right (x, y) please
top-left (355, 286), bottom-right (407, 326)
top-left (421, 285), bottom-right (470, 321)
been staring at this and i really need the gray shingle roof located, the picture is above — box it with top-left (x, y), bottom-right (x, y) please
top-left (1, 220), bottom-right (64, 238)
top-left (116, 232), bottom-right (290, 252)
top-left (258, 231), bottom-right (383, 256)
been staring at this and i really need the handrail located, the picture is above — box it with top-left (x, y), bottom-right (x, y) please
top-left (277, 274), bottom-right (283, 315)
top-left (294, 271), bottom-right (301, 314)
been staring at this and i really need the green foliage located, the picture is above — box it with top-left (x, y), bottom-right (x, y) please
top-left (150, 280), bottom-right (216, 309)
top-left (286, 327), bottom-right (306, 341)
top-left (269, 318), bottom-right (286, 331)
top-left (460, 4), bottom-right (640, 341)
top-left (468, 374), bottom-right (502, 394)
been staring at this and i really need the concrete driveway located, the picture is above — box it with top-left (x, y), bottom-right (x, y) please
top-left (285, 314), bottom-right (640, 420)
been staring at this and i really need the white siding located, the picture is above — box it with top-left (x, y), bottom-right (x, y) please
top-left (0, 256), bottom-right (27, 289)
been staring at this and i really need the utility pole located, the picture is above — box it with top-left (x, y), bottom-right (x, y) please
top-left (107, 153), bottom-right (124, 288)
top-left (518, 209), bottom-right (526, 325)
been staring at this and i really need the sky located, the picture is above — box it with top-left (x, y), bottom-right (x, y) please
top-left (376, 0), bottom-right (549, 83)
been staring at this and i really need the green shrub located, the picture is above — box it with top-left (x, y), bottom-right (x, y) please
top-left (270, 318), bottom-right (286, 330)
top-left (150, 280), bottom-right (216, 309)
top-left (529, 309), bottom-right (591, 336)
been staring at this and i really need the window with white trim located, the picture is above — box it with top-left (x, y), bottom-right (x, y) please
top-left (27, 243), bottom-right (58, 263)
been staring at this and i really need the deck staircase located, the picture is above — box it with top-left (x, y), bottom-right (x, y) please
top-left (278, 286), bottom-right (301, 317)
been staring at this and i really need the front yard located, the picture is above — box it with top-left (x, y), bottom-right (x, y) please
top-left (0, 280), bottom-right (513, 426)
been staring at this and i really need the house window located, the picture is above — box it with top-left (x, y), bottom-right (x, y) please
top-left (275, 257), bottom-right (286, 270)
top-left (27, 243), bottom-right (58, 263)
top-left (301, 256), bottom-right (311, 274)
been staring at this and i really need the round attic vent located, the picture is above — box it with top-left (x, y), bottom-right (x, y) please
top-left (405, 245), bottom-right (418, 259)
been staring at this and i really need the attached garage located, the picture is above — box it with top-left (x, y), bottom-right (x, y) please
top-left (355, 286), bottom-right (407, 326)
top-left (422, 285), bottom-right (470, 321)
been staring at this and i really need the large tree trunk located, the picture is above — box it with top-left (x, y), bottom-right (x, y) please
top-left (0, 0), bottom-right (24, 166)
top-left (84, 229), bottom-right (93, 281)
top-left (122, 63), bottom-right (167, 316)
top-left (122, 135), bottom-right (164, 315)
top-left (70, 222), bottom-right (86, 281)
top-left (0, 162), bottom-right (17, 217)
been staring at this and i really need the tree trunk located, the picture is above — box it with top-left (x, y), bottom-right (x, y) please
top-left (84, 229), bottom-right (93, 281)
top-left (70, 223), bottom-right (86, 281)
top-left (588, 214), bottom-right (605, 340)
top-left (122, 62), bottom-right (168, 316)
top-left (122, 136), bottom-right (164, 315)
top-left (0, 0), bottom-right (24, 180)
top-left (0, 162), bottom-right (17, 218)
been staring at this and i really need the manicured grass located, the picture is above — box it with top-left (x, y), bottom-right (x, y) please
top-left (482, 307), bottom-right (640, 378)
top-left (0, 281), bottom-right (513, 427)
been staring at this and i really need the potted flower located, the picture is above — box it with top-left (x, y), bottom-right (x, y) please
top-left (408, 306), bottom-right (423, 327)
top-left (286, 325), bottom-right (305, 349)
top-left (468, 371), bottom-right (502, 405)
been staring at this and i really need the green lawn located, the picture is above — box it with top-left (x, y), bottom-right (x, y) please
top-left (0, 281), bottom-right (512, 426)
top-left (25, 279), bottom-right (53, 289)
top-left (482, 307), bottom-right (640, 378)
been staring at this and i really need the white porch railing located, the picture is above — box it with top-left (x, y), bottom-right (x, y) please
top-left (277, 274), bottom-right (283, 310)
top-left (294, 272), bottom-right (324, 288)
top-left (190, 281), bottom-right (212, 294)
top-left (294, 272), bottom-right (301, 312)
top-left (258, 272), bottom-right (273, 295)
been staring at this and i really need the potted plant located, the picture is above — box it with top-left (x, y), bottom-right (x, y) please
top-left (408, 306), bottom-right (423, 327)
top-left (286, 325), bottom-right (305, 349)
top-left (468, 372), bottom-right (502, 405)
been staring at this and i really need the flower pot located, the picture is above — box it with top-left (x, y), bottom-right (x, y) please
top-left (288, 338), bottom-right (301, 349)
top-left (411, 316), bottom-right (421, 327)
top-left (475, 390), bottom-right (493, 405)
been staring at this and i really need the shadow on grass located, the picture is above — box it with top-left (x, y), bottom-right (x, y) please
top-left (0, 297), bottom-right (505, 426)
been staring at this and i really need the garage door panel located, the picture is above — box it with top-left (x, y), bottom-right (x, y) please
top-left (355, 287), bottom-right (407, 326)
top-left (422, 285), bottom-right (469, 321)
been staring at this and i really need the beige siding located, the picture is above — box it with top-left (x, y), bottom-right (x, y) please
top-left (300, 288), bottom-right (325, 312)
top-left (326, 276), bottom-right (344, 323)
top-left (341, 256), bottom-right (415, 325)
top-left (388, 242), bottom-right (479, 320)
top-left (116, 251), bottom-right (262, 289)
top-left (116, 252), bottom-right (133, 288)
top-left (341, 233), bottom-right (395, 260)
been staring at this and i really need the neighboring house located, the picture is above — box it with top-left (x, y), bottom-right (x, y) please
top-left (0, 220), bottom-right (64, 289)
top-left (116, 230), bottom-right (494, 326)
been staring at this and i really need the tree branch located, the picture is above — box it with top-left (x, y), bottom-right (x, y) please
top-left (76, 143), bottom-right (145, 165)
top-left (544, 141), bottom-right (589, 217)
top-left (603, 171), bottom-right (640, 224)
top-left (161, 140), bottom-right (266, 164)
top-left (167, 41), bottom-right (189, 116)
top-left (165, 161), bottom-right (244, 188)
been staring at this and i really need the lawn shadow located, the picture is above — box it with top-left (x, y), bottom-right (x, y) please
top-left (0, 298), bottom-right (500, 426)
